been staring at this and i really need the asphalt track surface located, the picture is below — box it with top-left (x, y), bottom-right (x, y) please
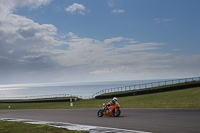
top-left (0, 108), bottom-right (200, 133)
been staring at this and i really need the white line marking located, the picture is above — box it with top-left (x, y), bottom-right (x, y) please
top-left (0, 118), bottom-right (151, 133)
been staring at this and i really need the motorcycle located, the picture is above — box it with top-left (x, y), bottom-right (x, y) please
top-left (97, 102), bottom-right (121, 117)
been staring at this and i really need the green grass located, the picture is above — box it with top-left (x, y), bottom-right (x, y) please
top-left (0, 87), bottom-right (200, 109)
top-left (0, 120), bottom-right (88, 133)
top-left (119, 87), bottom-right (200, 108)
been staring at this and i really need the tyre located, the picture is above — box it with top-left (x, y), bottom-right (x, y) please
top-left (113, 109), bottom-right (121, 117)
top-left (97, 110), bottom-right (103, 117)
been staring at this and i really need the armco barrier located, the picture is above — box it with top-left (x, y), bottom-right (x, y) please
top-left (0, 93), bottom-right (81, 100)
top-left (0, 98), bottom-right (78, 103)
top-left (93, 77), bottom-right (200, 99)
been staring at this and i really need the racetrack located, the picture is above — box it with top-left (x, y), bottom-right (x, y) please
top-left (0, 108), bottom-right (200, 133)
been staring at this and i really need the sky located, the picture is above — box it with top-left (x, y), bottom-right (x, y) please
top-left (0, 0), bottom-right (200, 84)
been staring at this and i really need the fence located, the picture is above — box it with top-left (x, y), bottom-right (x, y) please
top-left (92, 77), bottom-right (200, 98)
top-left (0, 93), bottom-right (81, 100)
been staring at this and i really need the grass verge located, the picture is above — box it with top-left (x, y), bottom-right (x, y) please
top-left (0, 120), bottom-right (88, 133)
top-left (0, 87), bottom-right (200, 109)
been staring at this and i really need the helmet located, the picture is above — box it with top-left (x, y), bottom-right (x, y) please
top-left (113, 97), bottom-right (117, 101)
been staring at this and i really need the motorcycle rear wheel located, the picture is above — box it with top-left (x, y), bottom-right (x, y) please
top-left (97, 110), bottom-right (103, 117)
top-left (113, 109), bottom-right (121, 117)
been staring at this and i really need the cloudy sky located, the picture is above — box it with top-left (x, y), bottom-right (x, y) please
top-left (0, 0), bottom-right (200, 84)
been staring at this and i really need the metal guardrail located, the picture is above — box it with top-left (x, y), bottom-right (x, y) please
top-left (92, 77), bottom-right (200, 98)
top-left (0, 94), bottom-right (81, 100)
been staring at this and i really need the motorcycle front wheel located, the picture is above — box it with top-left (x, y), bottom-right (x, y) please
top-left (97, 110), bottom-right (103, 117)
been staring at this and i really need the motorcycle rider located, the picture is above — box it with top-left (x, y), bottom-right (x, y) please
top-left (106, 97), bottom-right (118, 107)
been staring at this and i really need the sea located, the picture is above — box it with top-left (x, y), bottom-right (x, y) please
top-left (0, 79), bottom-right (174, 99)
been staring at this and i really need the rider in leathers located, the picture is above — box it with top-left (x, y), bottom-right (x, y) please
top-left (106, 97), bottom-right (118, 108)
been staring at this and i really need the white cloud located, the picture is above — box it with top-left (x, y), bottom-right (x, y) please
top-left (112, 9), bottom-right (125, 13)
top-left (0, 0), bottom-right (59, 78)
top-left (163, 19), bottom-right (172, 22)
top-left (172, 49), bottom-right (183, 51)
top-left (0, 0), bottom-right (51, 14)
top-left (108, 0), bottom-right (114, 7)
top-left (104, 37), bottom-right (124, 44)
top-left (90, 68), bottom-right (111, 75)
top-left (154, 18), bottom-right (172, 23)
top-left (65, 3), bottom-right (86, 15)
top-left (104, 37), bottom-right (136, 44)
top-left (115, 42), bottom-right (165, 52)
